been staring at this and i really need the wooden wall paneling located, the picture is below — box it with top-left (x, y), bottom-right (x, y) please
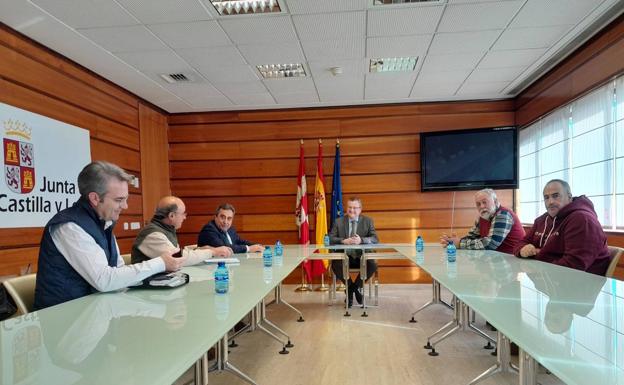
top-left (170, 153), bottom-right (419, 179)
top-left (0, 79), bottom-right (139, 150)
top-left (0, 247), bottom-right (39, 277)
top-left (0, 25), bottom-right (138, 108)
top-left (0, 44), bottom-right (138, 128)
top-left (139, 103), bottom-right (171, 223)
top-left (169, 119), bottom-right (341, 143)
top-left (169, 135), bottom-right (420, 161)
top-left (168, 99), bottom-right (515, 124)
top-left (91, 139), bottom-right (141, 173)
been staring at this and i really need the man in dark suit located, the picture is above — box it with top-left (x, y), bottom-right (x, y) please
top-left (329, 196), bottom-right (379, 307)
top-left (197, 203), bottom-right (264, 254)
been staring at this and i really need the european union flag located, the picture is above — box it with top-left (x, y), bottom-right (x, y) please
top-left (330, 142), bottom-right (343, 229)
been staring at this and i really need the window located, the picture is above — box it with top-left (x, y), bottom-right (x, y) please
top-left (518, 76), bottom-right (623, 230)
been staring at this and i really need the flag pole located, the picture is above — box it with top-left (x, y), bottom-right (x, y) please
top-left (295, 264), bottom-right (312, 292)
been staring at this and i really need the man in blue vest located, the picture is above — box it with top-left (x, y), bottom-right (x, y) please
top-left (34, 161), bottom-right (185, 310)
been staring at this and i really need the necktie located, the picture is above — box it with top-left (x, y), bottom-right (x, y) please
top-left (350, 220), bottom-right (357, 237)
top-left (225, 232), bottom-right (233, 245)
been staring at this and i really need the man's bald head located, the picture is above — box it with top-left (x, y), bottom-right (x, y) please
top-left (155, 196), bottom-right (187, 229)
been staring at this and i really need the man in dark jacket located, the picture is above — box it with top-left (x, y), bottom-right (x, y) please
top-left (197, 203), bottom-right (263, 254)
top-left (514, 179), bottom-right (612, 276)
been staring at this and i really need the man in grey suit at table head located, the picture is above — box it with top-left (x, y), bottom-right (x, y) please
top-left (329, 196), bottom-right (379, 307)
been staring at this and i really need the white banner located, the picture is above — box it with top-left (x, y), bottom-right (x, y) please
top-left (1, 102), bottom-right (91, 228)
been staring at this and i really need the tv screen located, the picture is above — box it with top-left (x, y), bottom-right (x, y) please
top-left (420, 127), bottom-right (518, 192)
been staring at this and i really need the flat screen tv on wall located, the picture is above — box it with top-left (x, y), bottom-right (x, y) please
top-left (420, 126), bottom-right (518, 192)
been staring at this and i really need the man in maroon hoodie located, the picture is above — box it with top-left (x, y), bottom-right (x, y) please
top-left (440, 188), bottom-right (525, 253)
top-left (514, 179), bottom-right (612, 276)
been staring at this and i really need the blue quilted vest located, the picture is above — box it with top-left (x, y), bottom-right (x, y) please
top-left (34, 198), bottom-right (118, 310)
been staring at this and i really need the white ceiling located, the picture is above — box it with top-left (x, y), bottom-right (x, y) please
top-left (1, 0), bottom-right (623, 113)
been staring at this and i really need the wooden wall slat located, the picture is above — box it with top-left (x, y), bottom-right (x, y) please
top-left (170, 154), bottom-right (419, 179)
top-left (139, 103), bottom-right (171, 221)
top-left (0, 25), bottom-right (138, 108)
top-left (171, 173), bottom-right (419, 197)
top-left (169, 135), bottom-right (420, 161)
top-left (91, 140), bottom-right (141, 173)
top-left (169, 119), bottom-right (341, 143)
top-left (0, 44), bottom-right (138, 128)
top-left (0, 247), bottom-right (39, 276)
top-left (0, 79), bottom-right (139, 149)
top-left (169, 100), bottom-right (515, 124)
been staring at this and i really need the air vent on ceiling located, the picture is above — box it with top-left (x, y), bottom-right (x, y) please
top-left (373, 0), bottom-right (441, 5)
top-left (159, 73), bottom-right (195, 84)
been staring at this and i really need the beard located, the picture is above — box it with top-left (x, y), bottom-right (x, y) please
top-left (479, 209), bottom-right (494, 220)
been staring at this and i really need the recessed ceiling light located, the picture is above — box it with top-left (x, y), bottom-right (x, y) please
top-left (369, 57), bottom-right (418, 73)
top-left (257, 63), bottom-right (306, 79)
top-left (210, 0), bottom-right (281, 15)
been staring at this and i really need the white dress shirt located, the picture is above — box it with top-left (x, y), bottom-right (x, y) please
top-left (138, 232), bottom-right (213, 266)
top-left (51, 222), bottom-right (165, 292)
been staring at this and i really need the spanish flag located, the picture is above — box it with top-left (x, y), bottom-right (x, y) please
top-left (313, 140), bottom-right (329, 273)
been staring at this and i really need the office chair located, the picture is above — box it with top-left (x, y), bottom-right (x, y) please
top-left (3, 273), bottom-right (36, 315)
top-left (606, 246), bottom-right (623, 278)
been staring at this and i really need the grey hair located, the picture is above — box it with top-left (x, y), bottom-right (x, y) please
top-left (78, 161), bottom-right (132, 199)
top-left (215, 203), bottom-right (236, 215)
top-left (544, 179), bottom-right (572, 198)
top-left (476, 188), bottom-right (498, 202)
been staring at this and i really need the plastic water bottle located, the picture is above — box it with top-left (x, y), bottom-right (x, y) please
top-left (214, 261), bottom-right (229, 294)
top-left (263, 245), bottom-right (272, 267)
top-left (447, 240), bottom-right (457, 263)
top-left (214, 292), bottom-right (229, 320)
top-left (415, 235), bottom-right (424, 252)
top-left (323, 233), bottom-right (330, 247)
top-left (274, 240), bottom-right (283, 256)
top-left (263, 266), bottom-right (273, 283)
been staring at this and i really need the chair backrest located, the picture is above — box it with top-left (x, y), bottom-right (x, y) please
top-left (120, 253), bottom-right (132, 265)
top-left (606, 246), bottom-right (624, 278)
top-left (3, 274), bottom-right (36, 315)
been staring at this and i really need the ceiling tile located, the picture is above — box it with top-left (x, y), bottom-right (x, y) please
top-left (285, 0), bottom-right (366, 14)
top-left (479, 48), bottom-right (547, 68)
top-left (417, 68), bottom-right (472, 83)
top-left (429, 29), bottom-right (502, 54)
top-left (217, 81), bottom-right (269, 97)
top-left (492, 25), bottom-right (573, 50)
top-left (300, 38), bottom-right (365, 60)
top-left (292, 11), bottom-right (365, 41)
top-left (510, 0), bottom-right (604, 28)
top-left (229, 93), bottom-right (276, 105)
top-left (365, 72), bottom-right (417, 100)
top-left (156, 99), bottom-right (195, 113)
top-left (197, 66), bottom-right (260, 84)
top-left (411, 81), bottom-right (461, 98)
top-left (457, 80), bottom-right (509, 95)
top-left (148, 21), bottom-right (230, 49)
top-left (420, 52), bottom-right (485, 72)
top-left (162, 82), bottom-right (224, 100)
top-left (77, 25), bottom-right (167, 53)
top-left (176, 46), bottom-right (248, 68)
top-left (308, 59), bottom-right (367, 79)
top-left (467, 66), bottom-right (527, 82)
top-left (31, 0), bottom-right (137, 28)
top-left (185, 95), bottom-right (233, 109)
top-left (438, 1), bottom-right (523, 33)
top-left (367, 6), bottom-right (445, 37)
top-left (118, 0), bottom-right (213, 24)
top-left (274, 92), bottom-right (320, 104)
top-left (263, 77), bottom-right (316, 94)
top-left (237, 42), bottom-right (305, 65)
top-left (219, 15), bottom-right (297, 44)
top-left (115, 50), bottom-right (190, 72)
top-left (315, 76), bottom-right (364, 102)
top-left (367, 34), bottom-right (432, 58)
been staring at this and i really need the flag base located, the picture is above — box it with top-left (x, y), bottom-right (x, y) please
top-left (295, 284), bottom-right (312, 292)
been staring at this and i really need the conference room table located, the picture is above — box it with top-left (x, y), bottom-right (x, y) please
top-left (391, 244), bottom-right (624, 385)
top-left (0, 245), bottom-right (307, 385)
